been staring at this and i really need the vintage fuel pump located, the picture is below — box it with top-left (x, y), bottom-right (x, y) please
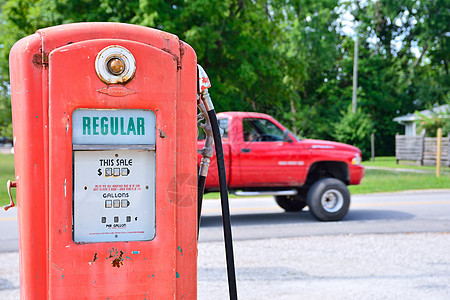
top-left (7, 23), bottom-right (201, 299)
top-left (7, 22), bottom-right (238, 300)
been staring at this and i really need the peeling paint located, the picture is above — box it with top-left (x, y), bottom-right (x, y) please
top-left (176, 272), bottom-right (180, 279)
top-left (97, 86), bottom-right (136, 97)
top-left (66, 115), bottom-right (70, 133)
top-left (32, 53), bottom-right (43, 68)
top-left (111, 251), bottom-right (124, 268)
top-left (52, 263), bottom-right (64, 271)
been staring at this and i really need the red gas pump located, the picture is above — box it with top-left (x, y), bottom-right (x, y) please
top-left (8, 23), bottom-right (198, 299)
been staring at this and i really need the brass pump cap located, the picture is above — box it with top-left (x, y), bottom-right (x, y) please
top-left (107, 58), bottom-right (125, 75)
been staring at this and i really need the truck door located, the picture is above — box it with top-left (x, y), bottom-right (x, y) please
top-left (238, 117), bottom-right (307, 187)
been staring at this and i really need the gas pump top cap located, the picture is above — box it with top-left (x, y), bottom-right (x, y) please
top-left (96, 45), bottom-right (136, 84)
top-left (198, 64), bottom-right (211, 93)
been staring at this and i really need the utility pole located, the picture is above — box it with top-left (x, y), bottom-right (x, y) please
top-left (352, 36), bottom-right (358, 113)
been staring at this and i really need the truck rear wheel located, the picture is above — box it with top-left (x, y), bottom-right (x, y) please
top-left (307, 178), bottom-right (350, 221)
top-left (275, 195), bottom-right (306, 212)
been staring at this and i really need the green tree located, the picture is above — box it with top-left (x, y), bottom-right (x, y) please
top-left (0, 0), bottom-right (448, 157)
top-left (333, 106), bottom-right (374, 160)
top-left (338, 0), bottom-right (449, 155)
top-left (272, 0), bottom-right (342, 136)
top-left (0, 89), bottom-right (12, 139)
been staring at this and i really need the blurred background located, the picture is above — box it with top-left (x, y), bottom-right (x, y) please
top-left (0, 0), bottom-right (448, 159)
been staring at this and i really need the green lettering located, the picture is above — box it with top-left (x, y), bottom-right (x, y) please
top-left (92, 117), bottom-right (99, 135)
top-left (120, 117), bottom-right (127, 135)
top-left (137, 117), bottom-right (145, 135)
top-left (100, 117), bottom-right (108, 135)
top-left (110, 117), bottom-right (118, 135)
top-left (83, 117), bottom-right (91, 135)
top-left (127, 117), bottom-right (136, 135)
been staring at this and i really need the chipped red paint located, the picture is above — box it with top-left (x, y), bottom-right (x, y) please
top-left (97, 85), bottom-right (137, 97)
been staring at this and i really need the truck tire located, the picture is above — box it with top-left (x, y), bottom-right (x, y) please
top-left (306, 178), bottom-right (350, 221)
top-left (275, 195), bottom-right (307, 212)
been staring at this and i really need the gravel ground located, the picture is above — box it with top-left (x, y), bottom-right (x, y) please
top-left (1, 232), bottom-right (449, 299)
top-left (0, 252), bottom-right (19, 299)
top-left (198, 233), bottom-right (450, 300)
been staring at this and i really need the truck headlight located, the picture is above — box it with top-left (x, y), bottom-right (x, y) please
top-left (351, 155), bottom-right (361, 165)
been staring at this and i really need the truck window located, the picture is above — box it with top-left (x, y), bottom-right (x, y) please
top-left (218, 118), bottom-right (228, 138)
top-left (243, 118), bottom-right (284, 142)
top-left (198, 118), bottom-right (228, 140)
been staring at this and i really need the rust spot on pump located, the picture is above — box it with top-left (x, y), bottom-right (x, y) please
top-left (111, 251), bottom-right (124, 268)
top-left (97, 86), bottom-right (136, 97)
top-left (41, 51), bottom-right (49, 68)
top-left (31, 50), bottom-right (49, 68)
top-left (32, 54), bottom-right (42, 68)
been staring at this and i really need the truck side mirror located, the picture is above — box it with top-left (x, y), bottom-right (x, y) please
top-left (283, 130), bottom-right (293, 143)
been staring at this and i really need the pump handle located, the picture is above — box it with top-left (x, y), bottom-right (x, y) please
top-left (4, 180), bottom-right (17, 211)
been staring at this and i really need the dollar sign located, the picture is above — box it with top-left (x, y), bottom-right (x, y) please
top-left (98, 168), bottom-right (102, 176)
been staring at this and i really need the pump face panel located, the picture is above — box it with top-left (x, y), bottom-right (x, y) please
top-left (72, 109), bottom-right (156, 243)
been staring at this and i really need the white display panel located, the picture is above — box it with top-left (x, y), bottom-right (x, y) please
top-left (73, 150), bottom-right (155, 243)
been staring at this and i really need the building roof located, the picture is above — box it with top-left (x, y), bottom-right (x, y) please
top-left (393, 104), bottom-right (449, 123)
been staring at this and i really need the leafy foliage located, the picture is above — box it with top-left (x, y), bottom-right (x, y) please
top-left (333, 106), bottom-right (374, 160)
top-left (0, 89), bottom-right (12, 139)
top-left (415, 103), bottom-right (450, 137)
top-left (0, 0), bottom-right (448, 156)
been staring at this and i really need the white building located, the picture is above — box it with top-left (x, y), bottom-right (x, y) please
top-left (393, 104), bottom-right (449, 136)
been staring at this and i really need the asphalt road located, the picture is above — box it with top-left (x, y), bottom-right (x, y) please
top-left (198, 189), bottom-right (450, 242)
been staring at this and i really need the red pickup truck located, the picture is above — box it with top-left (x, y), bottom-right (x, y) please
top-left (198, 112), bottom-right (364, 221)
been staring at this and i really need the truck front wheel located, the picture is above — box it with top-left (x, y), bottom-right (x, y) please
top-left (307, 178), bottom-right (350, 221)
top-left (275, 195), bottom-right (307, 212)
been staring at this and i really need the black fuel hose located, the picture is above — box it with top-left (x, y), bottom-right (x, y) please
top-left (197, 174), bottom-right (206, 236)
top-left (208, 109), bottom-right (238, 300)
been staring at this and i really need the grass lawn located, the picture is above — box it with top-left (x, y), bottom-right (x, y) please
top-left (0, 153), bottom-right (15, 207)
top-left (362, 156), bottom-right (448, 172)
top-left (350, 156), bottom-right (450, 194)
top-left (349, 169), bottom-right (450, 195)
top-left (0, 154), bottom-right (448, 206)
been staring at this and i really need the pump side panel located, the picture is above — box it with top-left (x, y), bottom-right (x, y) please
top-left (175, 41), bottom-right (198, 298)
top-left (48, 39), bottom-right (180, 298)
top-left (9, 34), bottom-right (49, 300)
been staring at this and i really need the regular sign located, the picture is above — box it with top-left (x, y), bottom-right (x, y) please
top-left (72, 109), bottom-right (156, 145)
